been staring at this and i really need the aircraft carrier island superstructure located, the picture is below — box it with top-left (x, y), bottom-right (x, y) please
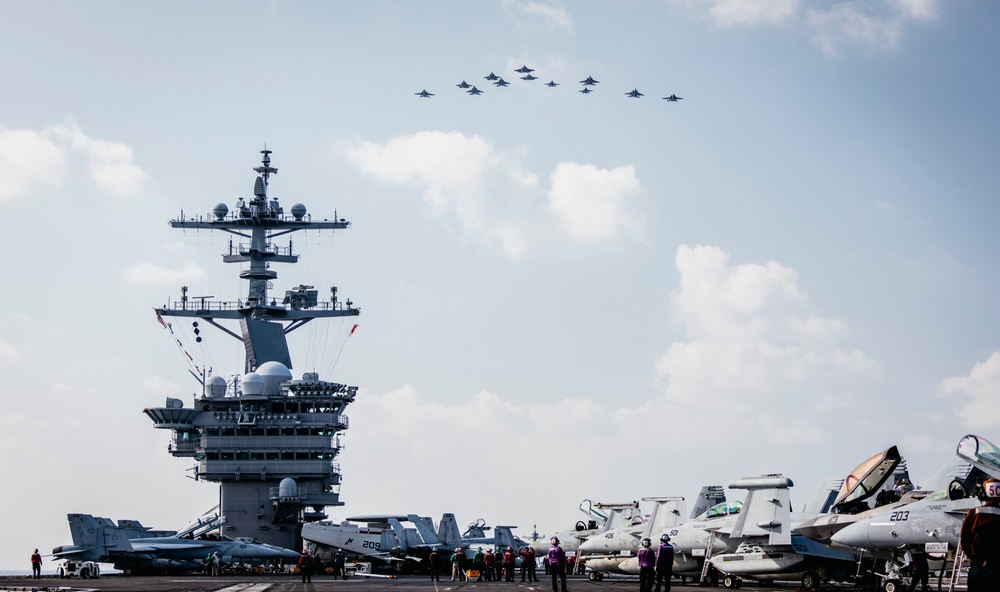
top-left (144, 149), bottom-right (360, 552)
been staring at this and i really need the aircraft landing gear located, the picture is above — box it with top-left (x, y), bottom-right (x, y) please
top-left (801, 570), bottom-right (820, 589)
top-left (883, 579), bottom-right (903, 592)
top-left (721, 574), bottom-right (742, 589)
top-left (587, 571), bottom-right (604, 581)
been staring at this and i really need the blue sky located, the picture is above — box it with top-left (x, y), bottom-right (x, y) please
top-left (1, 0), bottom-right (999, 570)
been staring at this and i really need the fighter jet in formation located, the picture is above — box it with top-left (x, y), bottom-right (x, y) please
top-left (414, 89), bottom-right (434, 98)
top-left (663, 94), bottom-right (683, 102)
top-left (580, 76), bottom-right (600, 86)
top-left (493, 77), bottom-right (511, 87)
top-left (521, 73), bottom-right (538, 81)
top-left (484, 72), bottom-right (499, 81)
top-left (626, 89), bottom-right (644, 98)
top-left (456, 80), bottom-right (471, 89)
top-left (515, 65), bottom-right (535, 74)
top-left (466, 86), bottom-right (484, 95)
top-left (545, 80), bottom-right (559, 87)
top-left (579, 87), bottom-right (593, 94)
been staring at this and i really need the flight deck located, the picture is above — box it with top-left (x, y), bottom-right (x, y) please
top-left (0, 573), bottom-right (880, 592)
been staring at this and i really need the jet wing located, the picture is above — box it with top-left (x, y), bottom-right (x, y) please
top-left (132, 541), bottom-right (214, 552)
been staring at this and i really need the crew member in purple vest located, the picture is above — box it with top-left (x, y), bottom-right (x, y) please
top-left (547, 536), bottom-right (569, 592)
top-left (637, 537), bottom-right (656, 592)
top-left (655, 533), bottom-right (675, 592)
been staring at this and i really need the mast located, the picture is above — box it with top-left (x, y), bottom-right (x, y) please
top-left (144, 149), bottom-right (360, 551)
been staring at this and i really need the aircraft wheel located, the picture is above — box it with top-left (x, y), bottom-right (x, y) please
top-left (883, 579), bottom-right (901, 592)
top-left (722, 574), bottom-right (739, 589)
top-left (801, 570), bottom-right (819, 589)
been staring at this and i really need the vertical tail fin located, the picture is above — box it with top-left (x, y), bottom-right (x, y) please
top-left (407, 514), bottom-right (439, 546)
top-left (640, 497), bottom-right (686, 539)
top-left (494, 526), bottom-right (519, 550)
top-left (728, 475), bottom-right (793, 546)
top-left (690, 486), bottom-right (726, 519)
top-left (437, 513), bottom-right (462, 547)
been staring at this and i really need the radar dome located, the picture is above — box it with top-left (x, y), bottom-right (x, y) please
top-left (213, 203), bottom-right (229, 220)
top-left (278, 477), bottom-right (298, 499)
top-left (241, 372), bottom-right (265, 396)
top-left (257, 361), bottom-right (292, 395)
top-left (207, 375), bottom-right (227, 398)
top-left (291, 203), bottom-right (307, 221)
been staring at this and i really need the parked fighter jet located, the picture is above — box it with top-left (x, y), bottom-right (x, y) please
top-left (304, 513), bottom-right (527, 568)
top-left (829, 434), bottom-right (1000, 554)
top-left (705, 447), bottom-right (912, 589)
top-left (51, 514), bottom-right (299, 575)
top-left (545, 80), bottom-right (559, 87)
top-left (626, 89), bottom-right (644, 98)
top-left (456, 81), bottom-right (471, 89)
top-left (484, 72), bottom-right (499, 81)
top-left (521, 74), bottom-right (538, 81)
top-left (467, 86), bottom-right (484, 95)
top-left (663, 94), bottom-right (683, 102)
top-left (515, 65), bottom-right (535, 74)
top-left (580, 488), bottom-right (725, 581)
top-left (530, 500), bottom-right (639, 557)
top-left (493, 78), bottom-right (511, 87)
top-left (415, 90), bottom-right (434, 98)
top-left (579, 88), bottom-right (593, 94)
top-left (580, 76), bottom-right (599, 86)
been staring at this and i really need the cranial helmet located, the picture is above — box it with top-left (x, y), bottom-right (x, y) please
top-left (551, 536), bottom-right (560, 545)
top-left (660, 533), bottom-right (671, 543)
top-left (984, 478), bottom-right (1000, 499)
top-left (641, 538), bottom-right (652, 548)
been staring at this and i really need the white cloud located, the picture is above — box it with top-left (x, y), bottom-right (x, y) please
top-left (939, 352), bottom-right (1000, 429)
top-left (672, 0), bottom-right (941, 55)
top-left (338, 245), bottom-right (880, 532)
top-left (0, 125), bottom-right (67, 201)
top-left (342, 132), bottom-right (647, 259)
top-left (547, 162), bottom-right (646, 243)
top-left (0, 121), bottom-right (149, 201)
top-left (501, 0), bottom-right (573, 32)
top-left (806, 3), bottom-right (903, 56)
top-left (655, 245), bottom-right (878, 442)
top-left (703, 0), bottom-right (800, 27)
top-left (0, 333), bottom-right (19, 362)
top-left (124, 260), bottom-right (206, 284)
top-left (48, 122), bottom-right (150, 197)
top-left (141, 376), bottom-right (183, 397)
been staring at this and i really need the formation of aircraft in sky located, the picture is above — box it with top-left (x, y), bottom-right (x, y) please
top-left (414, 66), bottom-right (683, 101)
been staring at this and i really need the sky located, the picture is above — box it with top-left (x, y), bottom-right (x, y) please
top-left (1, 0), bottom-right (999, 571)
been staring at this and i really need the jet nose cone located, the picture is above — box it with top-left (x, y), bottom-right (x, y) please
top-left (578, 539), bottom-right (602, 554)
top-left (830, 520), bottom-right (871, 549)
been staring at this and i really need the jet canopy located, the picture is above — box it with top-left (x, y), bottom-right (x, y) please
top-left (702, 501), bottom-right (742, 519)
top-left (832, 445), bottom-right (901, 509)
